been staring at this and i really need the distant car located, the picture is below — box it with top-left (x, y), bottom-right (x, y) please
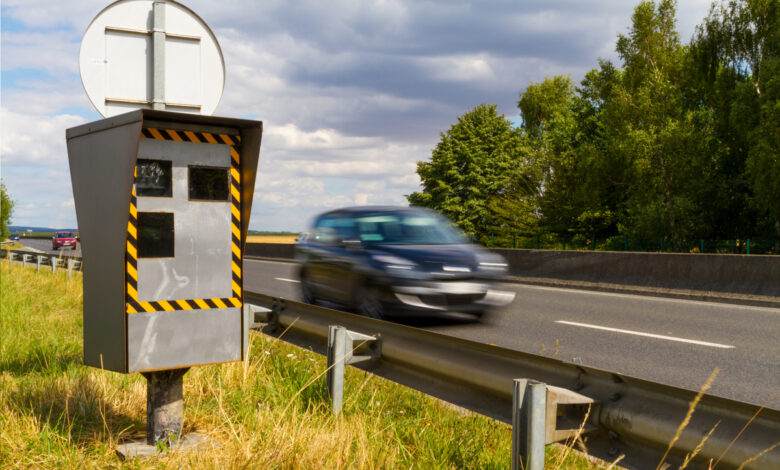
top-left (52, 231), bottom-right (78, 250)
top-left (10, 235), bottom-right (20, 241)
top-left (295, 206), bottom-right (515, 319)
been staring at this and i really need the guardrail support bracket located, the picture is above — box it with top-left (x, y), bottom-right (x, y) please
top-left (545, 385), bottom-right (596, 445)
top-left (327, 325), bottom-right (380, 415)
top-left (247, 303), bottom-right (278, 331)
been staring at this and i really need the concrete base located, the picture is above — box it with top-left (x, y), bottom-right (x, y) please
top-left (116, 432), bottom-right (208, 460)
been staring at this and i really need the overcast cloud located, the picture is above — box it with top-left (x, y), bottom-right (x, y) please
top-left (1, 0), bottom-right (710, 231)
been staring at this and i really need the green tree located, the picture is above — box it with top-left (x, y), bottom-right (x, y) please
top-left (601, 0), bottom-right (723, 248)
top-left (687, 0), bottom-right (779, 242)
top-left (1, 184), bottom-right (13, 241)
top-left (407, 104), bottom-right (531, 242)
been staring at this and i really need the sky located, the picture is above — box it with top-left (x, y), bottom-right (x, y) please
top-left (1, 0), bottom-right (711, 231)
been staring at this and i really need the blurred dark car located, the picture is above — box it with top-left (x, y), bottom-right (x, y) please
top-left (52, 231), bottom-right (78, 250)
top-left (295, 206), bottom-right (515, 319)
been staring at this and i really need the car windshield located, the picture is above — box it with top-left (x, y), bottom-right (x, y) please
top-left (354, 212), bottom-right (466, 245)
top-left (57, 232), bottom-right (75, 238)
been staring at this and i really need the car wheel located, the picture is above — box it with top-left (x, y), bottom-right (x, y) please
top-left (355, 284), bottom-right (385, 320)
top-left (299, 270), bottom-right (317, 305)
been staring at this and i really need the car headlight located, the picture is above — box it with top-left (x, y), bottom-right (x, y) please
top-left (372, 254), bottom-right (416, 270)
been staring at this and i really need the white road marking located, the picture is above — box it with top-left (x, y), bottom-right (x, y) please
top-left (555, 320), bottom-right (735, 349)
top-left (275, 277), bottom-right (300, 283)
top-left (519, 284), bottom-right (779, 313)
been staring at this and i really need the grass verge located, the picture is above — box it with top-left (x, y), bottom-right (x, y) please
top-left (0, 261), bottom-right (600, 469)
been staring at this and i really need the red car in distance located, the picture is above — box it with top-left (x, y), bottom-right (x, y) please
top-left (52, 231), bottom-right (78, 250)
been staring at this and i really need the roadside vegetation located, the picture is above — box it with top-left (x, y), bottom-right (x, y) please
top-left (409, 0), bottom-right (779, 254)
top-left (0, 261), bottom-right (599, 469)
top-left (1, 184), bottom-right (13, 241)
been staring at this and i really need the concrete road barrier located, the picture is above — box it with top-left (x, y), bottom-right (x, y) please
top-left (244, 243), bottom-right (779, 298)
top-left (493, 249), bottom-right (780, 297)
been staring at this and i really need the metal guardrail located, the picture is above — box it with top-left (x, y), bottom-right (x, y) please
top-left (1, 249), bottom-right (83, 275)
top-left (245, 291), bottom-right (779, 469)
top-left (3, 249), bottom-right (775, 466)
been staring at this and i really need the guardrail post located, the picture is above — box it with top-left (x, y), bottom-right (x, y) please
top-left (327, 326), bottom-right (347, 414)
top-left (51, 256), bottom-right (57, 273)
top-left (327, 325), bottom-right (380, 415)
top-left (36, 255), bottom-right (42, 272)
top-left (22, 254), bottom-right (28, 267)
top-left (512, 379), bottom-right (546, 470)
top-left (67, 259), bottom-right (74, 278)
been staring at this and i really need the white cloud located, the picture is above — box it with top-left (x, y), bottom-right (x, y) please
top-left (1, 108), bottom-right (86, 165)
top-left (265, 123), bottom-right (379, 151)
top-left (419, 54), bottom-right (496, 83)
top-left (0, 31), bottom-right (81, 74)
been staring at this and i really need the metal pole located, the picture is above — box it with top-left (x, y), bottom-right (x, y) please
top-left (327, 325), bottom-right (348, 415)
top-left (143, 368), bottom-right (188, 446)
top-left (67, 259), bottom-right (73, 278)
top-left (152, 1), bottom-right (166, 110)
top-left (512, 379), bottom-right (546, 470)
top-left (51, 257), bottom-right (57, 272)
top-left (747, 239), bottom-right (751, 255)
top-left (36, 255), bottom-right (42, 272)
top-left (22, 254), bottom-right (28, 267)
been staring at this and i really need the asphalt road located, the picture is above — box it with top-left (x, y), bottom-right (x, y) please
top-left (244, 258), bottom-right (780, 409)
top-left (19, 238), bottom-right (81, 256)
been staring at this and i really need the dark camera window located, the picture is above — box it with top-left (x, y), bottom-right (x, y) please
top-left (137, 212), bottom-right (174, 258)
top-left (189, 166), bottom-right (229, 201)
top-left (136, 159), bottom-right (172, 197)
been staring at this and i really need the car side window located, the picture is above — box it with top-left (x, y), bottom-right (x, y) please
top-left (312, 215), bottom-right (356, 244)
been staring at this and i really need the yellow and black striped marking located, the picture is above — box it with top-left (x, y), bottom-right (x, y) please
top-left (126, 127), bottom-right (243, 314)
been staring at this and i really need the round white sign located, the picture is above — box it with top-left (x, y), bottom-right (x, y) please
top-left (80, 0), bottom-right (225, 117)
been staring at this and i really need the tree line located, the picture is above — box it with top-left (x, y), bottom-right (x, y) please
top-left (409, 0), bottom-right (779, 253)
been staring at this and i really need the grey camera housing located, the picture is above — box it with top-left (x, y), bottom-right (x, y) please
top-left (67, 109), bottom-right (262, 373)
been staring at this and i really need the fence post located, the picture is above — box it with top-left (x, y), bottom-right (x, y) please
top-left (512, 379), bottom-right (546, 470)
top-left (22, 254), bottom-right (28, 267)
top-left (51, 257), bottom-right (57, 272)
top-left (36, 255), bottom-right (42, 272)
top-left (747, 239), bottom-right (751, 255)
top-left (67, 259), bottom-right (74, 278)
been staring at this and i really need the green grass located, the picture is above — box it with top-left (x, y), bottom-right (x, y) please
top-left (0, 261), bottom-right (601, 469)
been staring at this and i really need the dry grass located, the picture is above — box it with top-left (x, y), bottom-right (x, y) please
top-left (0, 262), bottom-right (600, 469)
top-left (246, 234), bottom-right (298, 244)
